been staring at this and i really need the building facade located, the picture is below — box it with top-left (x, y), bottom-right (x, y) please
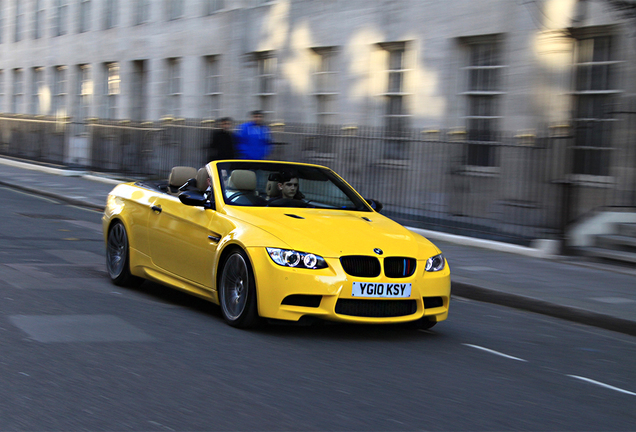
top-left (0, 0), bottom-right (631, 128)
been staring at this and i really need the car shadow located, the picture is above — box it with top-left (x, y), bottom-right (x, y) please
top-left (124, 280), bottom-right (444, 341)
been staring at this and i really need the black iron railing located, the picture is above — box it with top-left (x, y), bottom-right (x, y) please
top-left (2, 114), bottom-right (635, 246)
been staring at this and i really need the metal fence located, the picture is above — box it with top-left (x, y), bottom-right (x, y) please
top-left (3, 114), bottom-right (635, 246)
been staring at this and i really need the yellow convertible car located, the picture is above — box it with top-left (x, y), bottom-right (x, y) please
top-left (103, 160), bottom-right (450, 329)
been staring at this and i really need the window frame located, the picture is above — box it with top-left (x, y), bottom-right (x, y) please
top-left (104, 62), bottom-right (120, 119)
top-left (460, 35), bottom-right (506, 169)
top-left (34, 0), bottom-right (45, 39)
top-left (133, 0), bottom-right (150, 25)
top-left (14, 0), bottom-right (24, 42)
top-left (312, 47), bottom-right (339, 125)
top-left (54, 0), bottom-right (68, 36)
top-left (104, 0), bottom-right (118, 29)
top-left (570, 32), bottom-right (623, 178)
top-left (52, 65), bottom-right (68, 117)
top-left (30, 66), bottom-right (45, 115)
top-left (166, 57), bottom-right (181, 118)
top-left (12, 68), bottom-right (24, 113)
top-left (79, 0), bottom-right (91, 33)
top-left (253, 51), bottom-right (276, 119)
top-left (204, 55), bottom-right (222, 120)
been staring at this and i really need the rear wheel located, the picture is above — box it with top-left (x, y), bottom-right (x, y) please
top-left (218, 249), bottom-right (260, 328)
top-left (106, 222), bottom-right (142, 287)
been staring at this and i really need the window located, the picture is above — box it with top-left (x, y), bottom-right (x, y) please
top-left (255, 52), bottom-right (276, 119)
top-left (0, 70), bottom-right (4, 111)
top-left (77, 64), bottom-right (92, 121)
top-left (54, 0), bottom-right (68, 36)
top-left (572, 35), bottom-right (621, 177)
top-left (134, 0), bottom-right (150, 25)
top-left (166, 58), bottom-right (181, 118)
top-left (166, 0), bottom-right (184, 20)
top-left (31, 67), bottom-right (45, 114)
top-left (384, 44), bottom-right (408, 133)
top-left (12, 68), bottom-right (24, 113)
top-left (131, 60), bottom-right (147, 120)
top-left (379, 42), bottom-right (410, 159)
top-left (204, 55), bottom-right (221, 119)
top-left (79, 0), bottom-right (91, 32)
top-left (34, 0), bottom-right (45, 39)
top-left (104, 0), bottom-right (118, 29)
top-left (312, 47), bottom-right (338, 125)
top-left (104, 62), bottom-right (119, 119)
top-left (52, 66), bottom-right (67, 117)
top-left (463, 38), bottom-right (505, 167)
top-left (14, 0), bottom-right (24, 42)
top-left (204, 0), bottom-right (224, 15)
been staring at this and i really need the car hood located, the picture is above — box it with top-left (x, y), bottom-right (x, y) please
top-left (224, 207), bottom-right (439, 259)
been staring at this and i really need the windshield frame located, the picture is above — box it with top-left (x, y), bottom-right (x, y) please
top-left (215, 161), bottom-right (372, 212)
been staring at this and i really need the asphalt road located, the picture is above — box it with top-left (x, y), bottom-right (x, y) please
top-left (1, 186), bottom-right (635, 431)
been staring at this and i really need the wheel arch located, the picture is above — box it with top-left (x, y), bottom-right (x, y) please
top-left (215, 242), bottom-right (259, 307)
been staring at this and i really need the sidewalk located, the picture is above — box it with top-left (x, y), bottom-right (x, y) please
top-left (1, 156), bottom-right (635, 336)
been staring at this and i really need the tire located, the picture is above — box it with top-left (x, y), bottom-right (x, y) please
top-left (106, 221), bottom-right (143, 287)
top-left (218, 248), bottom-right (260, 328)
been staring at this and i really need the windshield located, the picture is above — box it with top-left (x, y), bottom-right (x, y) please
top-left (216, 162), bottom-right (371, 211)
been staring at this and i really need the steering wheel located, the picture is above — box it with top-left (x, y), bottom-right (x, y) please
top-left (228, 191), bottom-right (248, 201)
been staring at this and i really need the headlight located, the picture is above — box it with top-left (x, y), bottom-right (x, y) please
top-left (425, 253), bottom-right (445, 272)
top-left (267, 248), bottom-right (328, 269)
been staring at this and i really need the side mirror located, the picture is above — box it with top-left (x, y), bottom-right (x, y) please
top-left (365, 198), bottom-right (383, 212)
top-left (179, 191), bottom-right (214, 209)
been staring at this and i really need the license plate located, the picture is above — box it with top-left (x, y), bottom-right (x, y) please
top-left (351, 282), bottom-right (411, 298)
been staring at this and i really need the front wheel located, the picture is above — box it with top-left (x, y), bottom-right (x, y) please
top-left (106, 222), bottom-right (142, 287)
top-left (218, 249), bottom-right (260, 328)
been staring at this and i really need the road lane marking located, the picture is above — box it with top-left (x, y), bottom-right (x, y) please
top-left (462, 343), bottom-right (528, 362)
top-left (567, 375), bottom-right (636, 396)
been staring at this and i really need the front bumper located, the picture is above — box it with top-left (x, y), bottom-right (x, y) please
top-left (247, 247), bottom-right (450, 324)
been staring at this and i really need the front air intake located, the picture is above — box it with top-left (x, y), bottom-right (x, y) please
top-left (281, 294), bottom-right (322, 308)
top-left (335, 299), bottom-right (417, 317)
top-left (340, 256), bottom-right (381, 277)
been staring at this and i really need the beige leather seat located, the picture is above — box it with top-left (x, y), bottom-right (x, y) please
top-left (227, 170), bottom-right (257, 192)
top-left (196, 167), bottom-right (209, 192)
top-left (168, 166), bottom-right (197, 193)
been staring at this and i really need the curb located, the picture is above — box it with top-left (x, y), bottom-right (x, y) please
top-left (452, 279), bottom-right (636, 337)
top-left (408, 227), bottom-right (560, 259)
top-left (0, 179), bottom-right (106, 211)
top-left (0, 156), bottom-right (125, 186)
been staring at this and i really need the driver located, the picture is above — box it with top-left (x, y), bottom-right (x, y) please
top-left (278, 171), bottom-right (301, 200)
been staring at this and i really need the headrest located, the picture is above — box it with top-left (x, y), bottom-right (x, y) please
top-left (228, 170), bottom-right (256, 191)
top-left (196, 168), bottom-right (209, 192)
top-left (169, 166), bottom-right (197, 187)
top-left (266, 180), bottom-right (281, 198)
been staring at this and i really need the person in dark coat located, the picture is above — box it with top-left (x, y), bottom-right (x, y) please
top-left (208, 117), bottom-right (237, 162)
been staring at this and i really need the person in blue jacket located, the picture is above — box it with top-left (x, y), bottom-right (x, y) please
top-left (236, 110), bottom-right (272, 160)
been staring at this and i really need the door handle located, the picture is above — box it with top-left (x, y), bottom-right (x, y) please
top-left (151, 205), bottom-right (162, 213)
top-left (208, 235), bottom-right (221, 243)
